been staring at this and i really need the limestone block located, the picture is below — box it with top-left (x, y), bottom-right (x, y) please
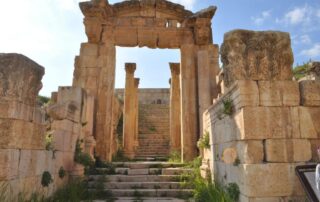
top-left (33, 107), bottom-right (45, 124)
top-left (18, 150), bottom-right (36, 178)
top-left (47, 101), bottom-right (81, 122)
top-left (57, 86), bottom-right (83, 104)
top-left (299, 80), bottom-right (320, 106)
top-left (309, 139), bottom-right (320, 162)
top-left (229, 80), bottom-right (259, 110)
top-left (51, 120), bottom-right (80, 134)
top-left (299, 107), bottom-right (320, 139)
top-left (0, 119), bottom-right (45, 149)
top-left (158, 28), bottom-right (180, 49)
top-left (216, 141), bottom-right (263, 164)
top-left (211, 113), bottom-right (240, 144)
top-left (0, 149), bottom-right (19, 180)
top-left (258, 81), bottom-right (300, 106)
top-left (78, 55), bottom-right (98, 68)
top-left (238, 163), bottom-right (304, 197)
top-left (63, 152), bottom-right (75, 172)
top-left (52, 130), bottom-right (77, 152)
top-left (0, 100), bottom-right (34, 121)
top-left (80, 43), bottom-right (98, 57)
top-left (84, 18), bottom-right (102, 43)
top-left (0, 53), bottom-right (44, 106)
top-left (240, 107), bottom-right (300, 140)
top-left (239, 195), bottom-right (307, 202)
top-left (221, 30), bottom-right (293, 87)
top-left (265, 139), bottom-right (311, 162)
top-left (115, 27), bottom-right (138, 47)
top-left (138, 27), bottom-right (157, 48)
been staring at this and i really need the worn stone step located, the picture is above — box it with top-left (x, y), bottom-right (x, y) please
top-left (89, 181), bottom-right (191, 189)
top-left (93, 197), bottom-right (187, 202)
top-left (89, 175), bottom-right (181, 182)
top-left (112, 162), bottom-right (185, 169)
top-left (108, 189), bottom-right (193, 198)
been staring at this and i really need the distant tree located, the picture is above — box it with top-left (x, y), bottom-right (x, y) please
top-left (37, 95), bottom-right (50, 106)
top-left (292, 59), bottom-right (312, 80)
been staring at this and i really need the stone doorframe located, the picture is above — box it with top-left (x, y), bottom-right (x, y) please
top-left (72, 0), bottom-right (220, 162)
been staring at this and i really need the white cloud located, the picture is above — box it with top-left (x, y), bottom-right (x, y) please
top-left (301, 44), bottom-right (320, 57)
top-left (252, 10), bottom-right (271, 25)
top-left (300, 35), bottom-right (311, 44)
top-left (284, 6), bottom-right (308, 25)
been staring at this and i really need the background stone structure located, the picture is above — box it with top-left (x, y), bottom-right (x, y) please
top-left (72, 0), bottom-right (220, 161)
top-left (115, 88), bottom-right (170, 105)
top-left (202, 30), bottom-right (320, 201)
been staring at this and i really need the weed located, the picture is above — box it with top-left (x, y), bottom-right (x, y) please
top-left (222, 97), bottom-right (233, 115)
top-left (225, 183), bottom-right (240, 201)
top-left (45, 132), bottom-right (54, 151)
top-left (74, 139), bottom-right (94, 167)
top-left (233, 157), bottom-right (240, 166)
top-left (197, 131), bottom-right (210, 149)
top-left (41, 171), bottom-right (53, 187)
top-left (168, 150), bottom-right (181, 162)
top-left (58, 166), bottom-right (66, 179)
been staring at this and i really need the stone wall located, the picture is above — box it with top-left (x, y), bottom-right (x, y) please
top-left (115, 88), bottom-right (170, 105)
top-left (0, 54), bottom-right (85, 200)
top-left (202, 30), bottom-right (320, 201)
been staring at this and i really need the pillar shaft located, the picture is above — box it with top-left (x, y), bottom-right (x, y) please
top-left (197, 47), bottom-right (212, 134)
top-left (123, 63), bottom-right (136, 158)
top-left (133, 78), bottom-right (140, 147)
top-left (180, 44), bottom-right (198, 161)
top-left (169, 63), bottom-right (181, 153)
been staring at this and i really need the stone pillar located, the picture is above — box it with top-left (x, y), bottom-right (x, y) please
top-left (123, 63), bottom-right (136, 158)
top-left (180, 44), bottom-right (198, 161)
top-left (133, 78), bottom-right (140, 147)
top-left (95, 43), bottom-right (116, 161)
top-left (209, 44), bottom-right (220, 99)
top-left (197, 47), bottom-right (212, 134)
top-left (169, 63), bottom-right (181, 153)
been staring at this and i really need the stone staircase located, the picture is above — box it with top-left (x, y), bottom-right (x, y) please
top-left (135, 104), bottom-right (170, 158)
top-left (88, 161), bottom-right (194, 201)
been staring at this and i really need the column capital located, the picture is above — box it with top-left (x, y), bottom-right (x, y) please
top-left (169, 63), bottom-right (180, 75)
top-left (134, 78), bottom-right (140, 87)
top-left (125, 63), bottom-right (136, 74)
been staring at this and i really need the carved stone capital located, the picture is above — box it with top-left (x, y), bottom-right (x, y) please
top-left (169, 63), bottom-right (180, 75)
top-left (125, 63), bottom-right (136, 74)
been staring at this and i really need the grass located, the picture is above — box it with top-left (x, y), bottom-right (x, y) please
top-left (197, 131), bottom-right (210, 150)
top-left (168, 150), bottom-right (182, 163)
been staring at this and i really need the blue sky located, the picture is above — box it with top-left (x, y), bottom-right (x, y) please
top-left (0, 0), bottom-right (319, 96)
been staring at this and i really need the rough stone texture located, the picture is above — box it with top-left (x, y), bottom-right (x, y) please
top-left (265, 139), bottom-right (311, 162)
top-left (299, 80), bottom-right (320, 106)
top-left (299, 107), bottom-right (320, 139)
top-left (115, 88), bottom-right (170, 105)
top-left (221, 30), bottom-right (293, 87)
top-left (258, 81), bottom-right (300, 106)
top-left (0, 53), bottom-right (44, 106)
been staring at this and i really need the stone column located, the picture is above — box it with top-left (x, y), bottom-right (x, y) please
top-left (197, 47), bottom-right (213, 134)
top-left (169, 63), bottom-right (181, 153)
top-left (209, 44), bottom-right (220, 99)
top-left (133, 78), bottom-right (140, 148)
top-left (123, 63), bottom-right (136, 158)
top-left (180, 44), bottom-right (198, 161)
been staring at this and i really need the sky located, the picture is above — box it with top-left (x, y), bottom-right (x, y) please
top-left (0, 0), bottom-right (319, 96)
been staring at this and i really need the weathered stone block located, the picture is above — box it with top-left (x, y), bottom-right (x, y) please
top-left (299, 80), bottom-right (320, 106)
top-left (158, 28), bottom-right (180, 49)
top-left (51, 120), bottom-right (80, 134)
top-left (229, 80), bottom-right (259, 110)
top-left (0, 119), bottom-right (45, 149)
top-left (115, 27), bottom-right (138, 47)
top-left (138, 27), bottom-right (157, 48)
top-left (0, 100), bottom-right (34, 122)
top-left (309, 139), bottom-right (320, 162)
top-left (78, 55), bottom-right (98, 67)
top-left (239, 163), bottom-right (304, 197)
top-left (84, 18), bottom-right (102, 43)
top-left (0, 149), bottom-right (19, 180)
top-left (265, 139), bottom-right (311, 162)
top-left (240, 107), bottom-right (300, 140)
top-left (221, 30), bottom-right (293, 87)
top-left (258, 81), bottom-right (300, 106)
top-left (299, 107), bottom-right (320, 139)
top-left (0, 53), bottom-right (44, 106)
top-left (57, 86), bottom-right (83, 104)
top-left (47, 101), bottom-right (81, 122)
top-left (239, 195), bottom-right (307, 202)
top-left (80, 43), bottom-right (98, 57)
top-left (216, 141), bottom-right (263, 164)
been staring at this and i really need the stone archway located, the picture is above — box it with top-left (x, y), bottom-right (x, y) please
top-left (72, 0), bottom-right (220, 162)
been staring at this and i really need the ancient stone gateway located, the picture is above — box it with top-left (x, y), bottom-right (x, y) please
top-left (73, 0), bottom-right (220, 161)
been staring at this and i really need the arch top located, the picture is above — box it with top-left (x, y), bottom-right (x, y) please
top-left (80, 0), bottom-right (216, 21)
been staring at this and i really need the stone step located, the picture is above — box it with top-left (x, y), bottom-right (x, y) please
top-left (107, 189), bottom-right (193, 198)
top-left (94, 167), bottom-right (191, 176)
top-left (93, 197), bottom-right (187, 202)
top-left (89, 175), bottom-right (181, 182)
top-left (89, 181), bottom-right (192, 189)
top-left (111, 162), bottom-right (185, 169)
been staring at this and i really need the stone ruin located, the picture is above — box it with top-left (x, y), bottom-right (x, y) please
top-left (0, 0), bottom-right (320, 201)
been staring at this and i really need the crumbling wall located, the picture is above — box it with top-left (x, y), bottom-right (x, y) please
top-left (203, 30), bottom-right (320, 201)
top-left (0, 54), bottom-right (86, 200)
